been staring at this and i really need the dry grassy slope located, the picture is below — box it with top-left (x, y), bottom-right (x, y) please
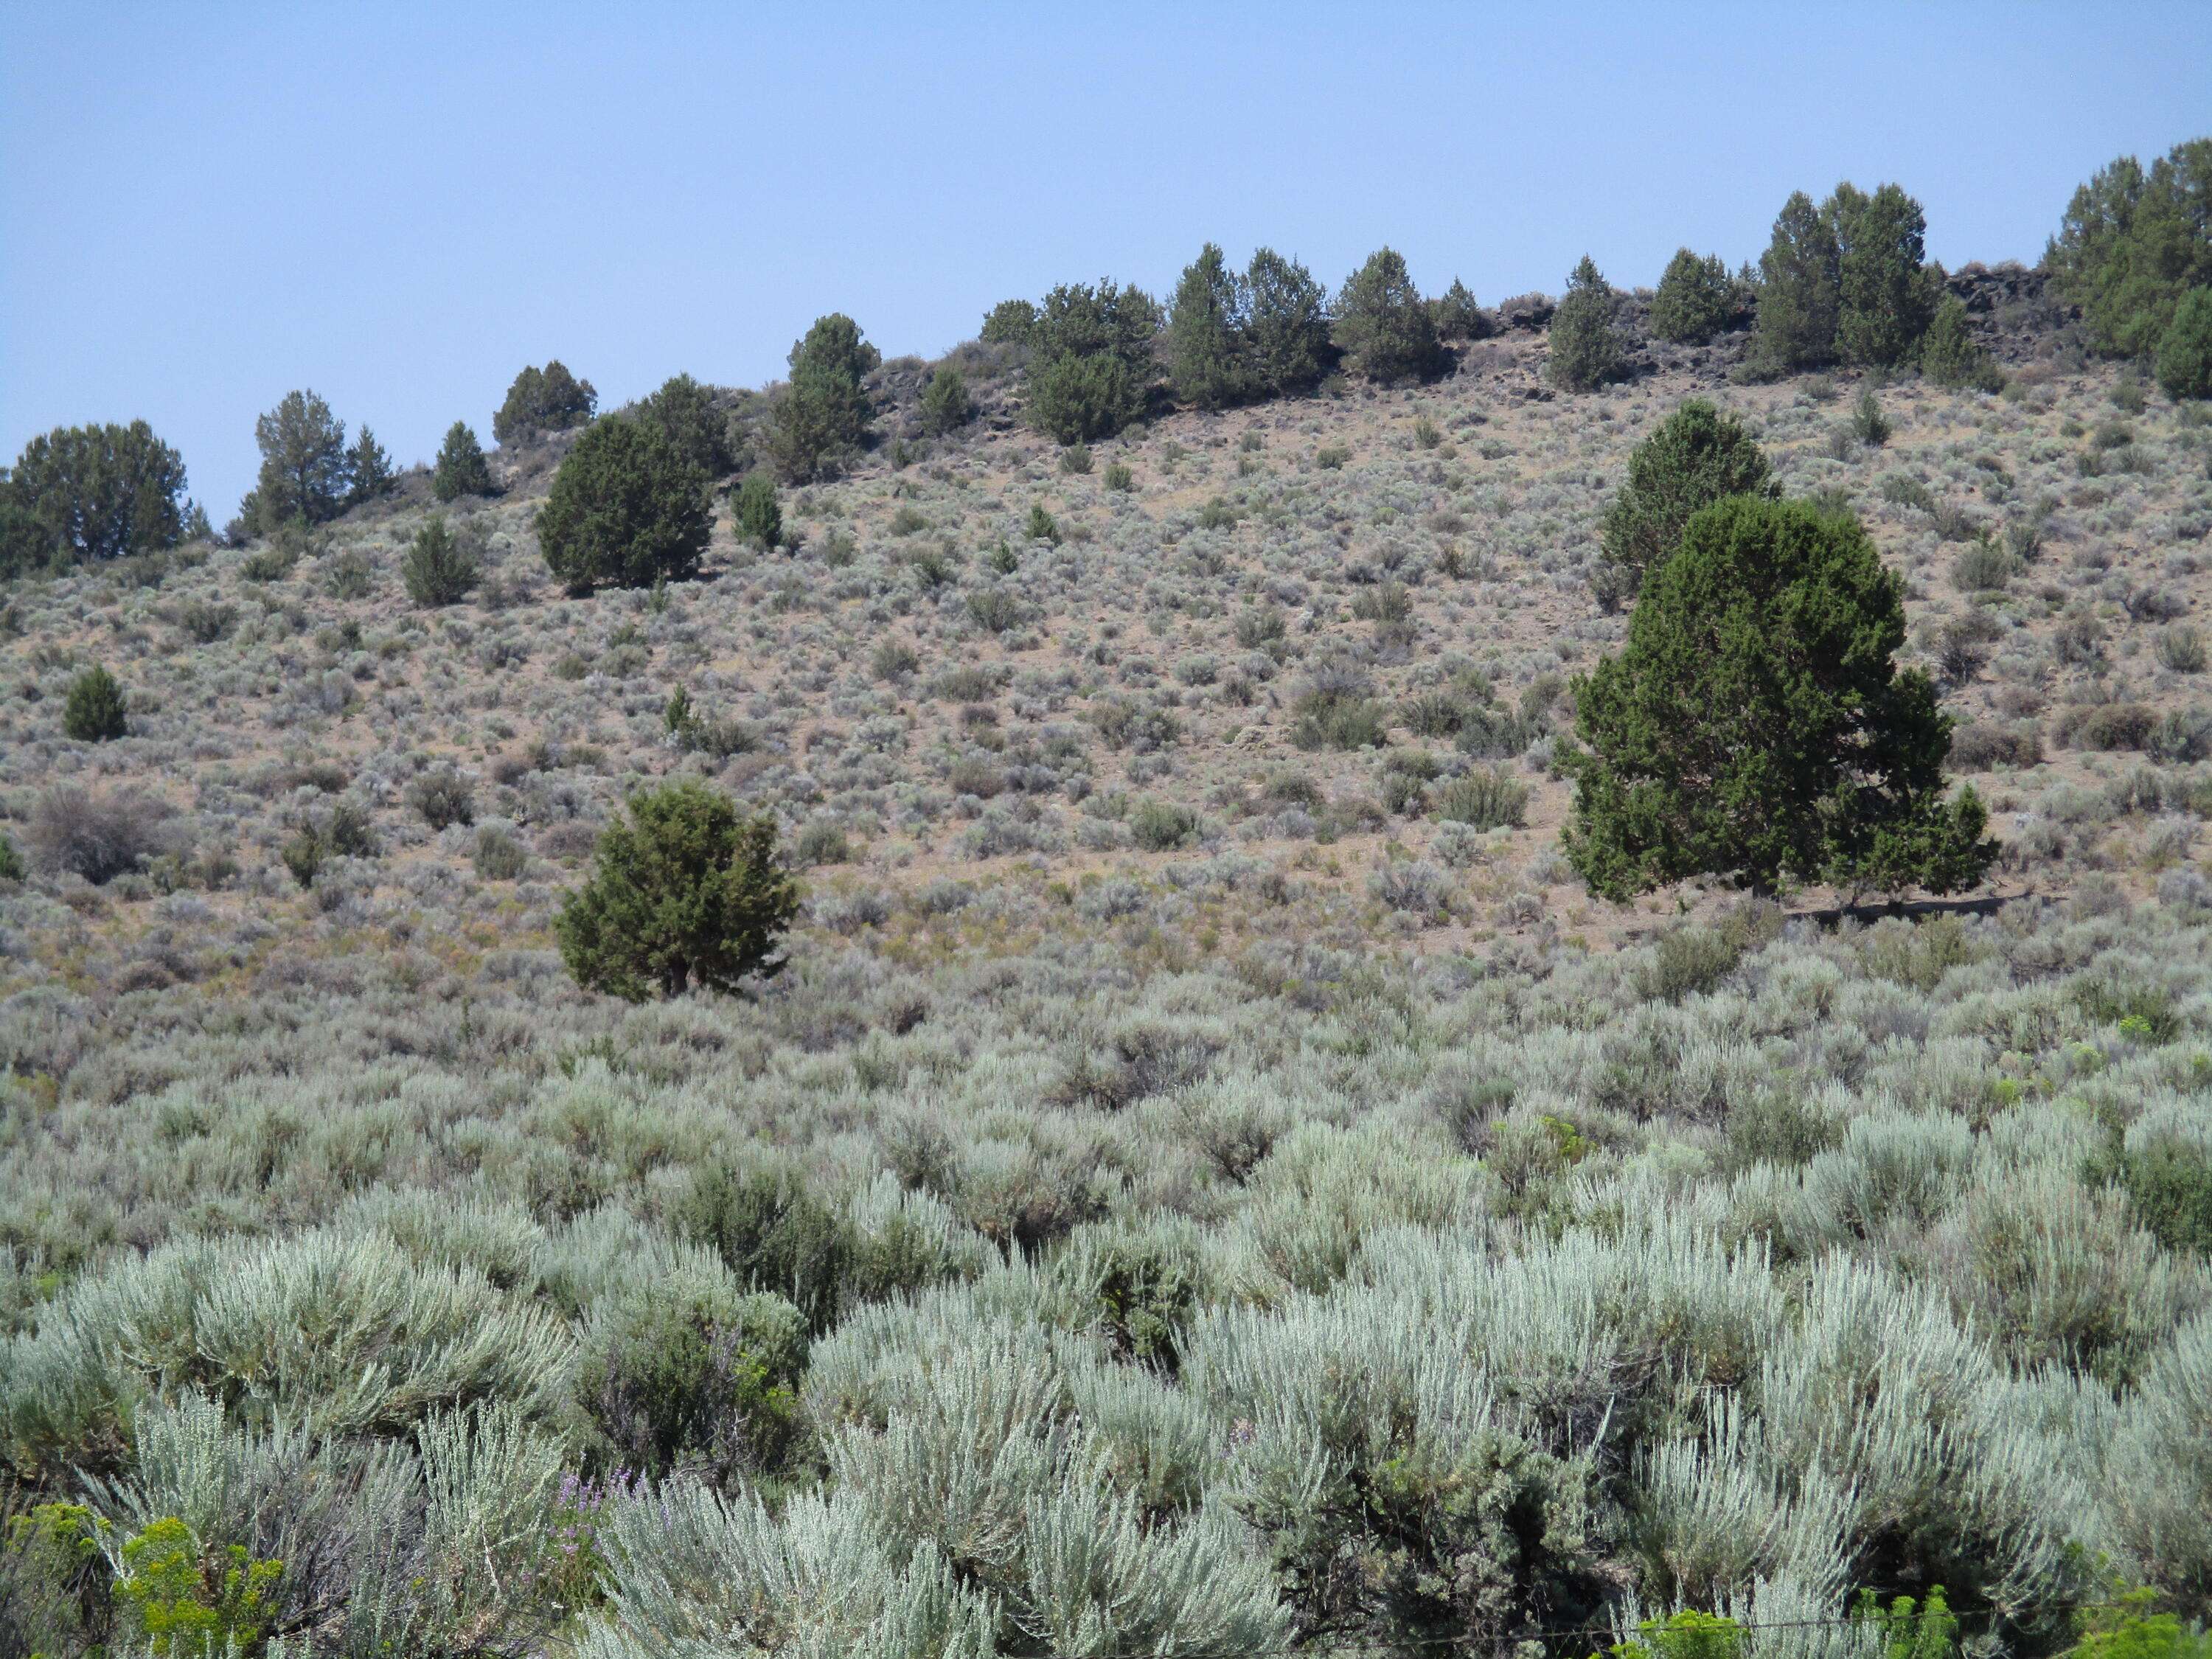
top-left (4, 305), bottom-right (2211, 1003)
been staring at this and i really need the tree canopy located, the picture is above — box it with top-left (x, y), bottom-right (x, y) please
top-left (2048, 138), bottom-right (2212, 361)
top-left (1594, 399), bottom-right (1775, 610)
top-left (1332, 247), bottom-right (1441, 384)
top-left (493, 361), bottom-right (598, 445)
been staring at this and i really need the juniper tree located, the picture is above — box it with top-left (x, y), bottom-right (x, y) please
top-left (1750, 191), bottom-right (1841, 375)
top-left (733, 473), bottom-right (781, 549)
top-left (63, 664), bottom-right (129, 742)
top-left (1566, 495), bottom-right (1995, 902)
top-left (765, 314), bottom-right (879, 481)
top-left (493, 361), bottom-right (597, 444)
top-left (557, 779), bottom-right (801, 1001)
top-left (1025, 280), bottom-right (1161, 442)
top-left (639, 373), bottom-right (735, 478)
top-left (252, 390), bottom-right (352, 528)
top-left (432, 421), bottom-right (493, 501)
top-left (919, 367), bottom-right (975, 435)
top-left (1919, 297), bottom-right (2003, 392)
top-left (1832, 182), bottom-right (1940, 367)
top-left (537, 418), bottom-right (710, 594)
top-left (345, 427), bottom-right (396, 507)
top-left (1332, 247), bottom-right (1440, 384)
top-left (1651, 249), bottom-right (1734, 345)
top-left (1166, 242), bottom-right (1253, 410)
top-left (1547, 256), bottom-right (1628, 392)
top-left (1594, 398), bottom-right (1776, 609)
top-left (2156, 286), bottom-right (2212, 400)
top-left (2048, 138), bottom-right (2212, 361)
top-left (401, 515), bottom-right (478, 607)
top-left (1, 420), bottom-right (188, 571)
top-left (1245, 248), bottom-right (1331, 397)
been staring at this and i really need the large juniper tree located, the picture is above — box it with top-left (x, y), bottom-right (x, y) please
top-left (1566, 495), bottom-right (1995, 902)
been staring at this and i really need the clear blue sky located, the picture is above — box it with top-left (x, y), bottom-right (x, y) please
top-left (4, 3), bottom-right (2208, 518)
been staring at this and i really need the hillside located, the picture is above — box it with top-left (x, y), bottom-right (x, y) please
top-left (5, 254), bottom-right (2212, 1658)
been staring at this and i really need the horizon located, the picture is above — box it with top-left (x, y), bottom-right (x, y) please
top-left (4, 2), bottom-right (2209, 515)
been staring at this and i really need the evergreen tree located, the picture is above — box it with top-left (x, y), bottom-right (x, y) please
top-left (2048, 139), bottom-right (2212, 361)
top-left (63, 664), bottom-right (129, 742)
top-left (537, 418), bottom-right (710, 594)
top-left (1548, 255), bottom-right (1629, 392)
top-left (980, 299), bottom-right (1038, 346)
top-left (433, 421), bottom-right (494, 501)
top-left (1332, 247), bottom-right (1441, 383)
top-left (1166, 242), bottom-right (1253, 410)
top-left (765, 314), bottom-right (879, 482)
top-left (1650, 249), bottom-right (1735, 345)
top-left (1594, 399), bottom-right (1775, 610)
top-left (1245, 248), bottom-right (1331, 396)
top-left (345, 427), bottom-right (396, 507)
top-left (1919, 297), bottom-right (2003, 392)
top-left (557, 779), bottom-right (801, 1001)
top-left (1565, 495), bottom-right (1994, 902)
top-left (1832, 182), bottom-right (1940, 366)
top-left (2154, 286), bottom-right (2212, 400)
top-left (1, 420), bottom-right (188, 568)
top-left (493, 361), bottom-right (597, 445)
top-left (640, 374), bottom-right (735, 478)
top-left (1750, 191), bottom-right (1841, 375)
top-left (252, 390), bottom-right (352, 529)
top-left (1430, 278), bottom-right (1488, 342)
top-left (733, 473), bottom-right (782, 549)
top-left (401, 515), bottom-right (478, 607)
top-left (1024, 279), bottom-right (1161, 443)
top-left (919, 367), bottom-right (975, 435)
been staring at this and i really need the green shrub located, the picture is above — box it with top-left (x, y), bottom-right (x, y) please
top-left (919, 366), bottom-right (975, 434)
top-left (574, 1277), bottom-right (804, 1480)
top-left (1921, 296), bottom-right (2004, 391)
top-left (1332, 246), bottom-right (1441, 383)
top-left (1291, 684), bottom-right (1389, 751)
top-left (1130, 797), bottom-right (1202, 851)
top-left (1547, 254), bottom-right (1628, 392)
top-left (1433, 766), bottom-right (1528, 830)
top-left (402, 515), bottom-right (478, 607)
top-left (733, 472), bottom-right (781, 549)
top-left (671, 1161), bottom-right (849, 1332)
top-left (2156, 286), bottom-right (2212, 400)
top-left (1024, 503), bottom-right (1060, 544)
top-left (1568, 496), bottom-right (1995, 901)
top-left (980, 298), bottom-right (1037, 344)
top-left (114, 1517), bottom-right (282, 1659)
top-left (557, 779), bottom-right (800, 1001)
top-left (62, 664), bottom-right (128, 742)
top-left (1595, 399), bottom-right (1775, 608)
top-left (794, 821), bottom-right (850, 866)
top-left (1028, 350), bottom-right (1147, 445)
top-left (409, 768), bottom-right (476, 830)
top-left (1851, 389), bottom-right (1893, 444)
top-left (1428, 276), bottom-right (1487, 342)
top-left (1103, 461), bottom-right (1135, 492)
top-left (2158, 625), bottom-right (2208, 673)
top-left (0, 830), bottom-right (22, 883)
top-left (493, 360), bottom-right (597, 444)
top-left (1637, 925), bottom-right (1745, 1003)
top-left (537, 417), bottom-right (710, 594)
top-left (1650, 248), bottom-right (1736, 344)
top-left (1951, 538), bottom-right (2017, 591)
top-left (433, 419), bottom-right (495, 501)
